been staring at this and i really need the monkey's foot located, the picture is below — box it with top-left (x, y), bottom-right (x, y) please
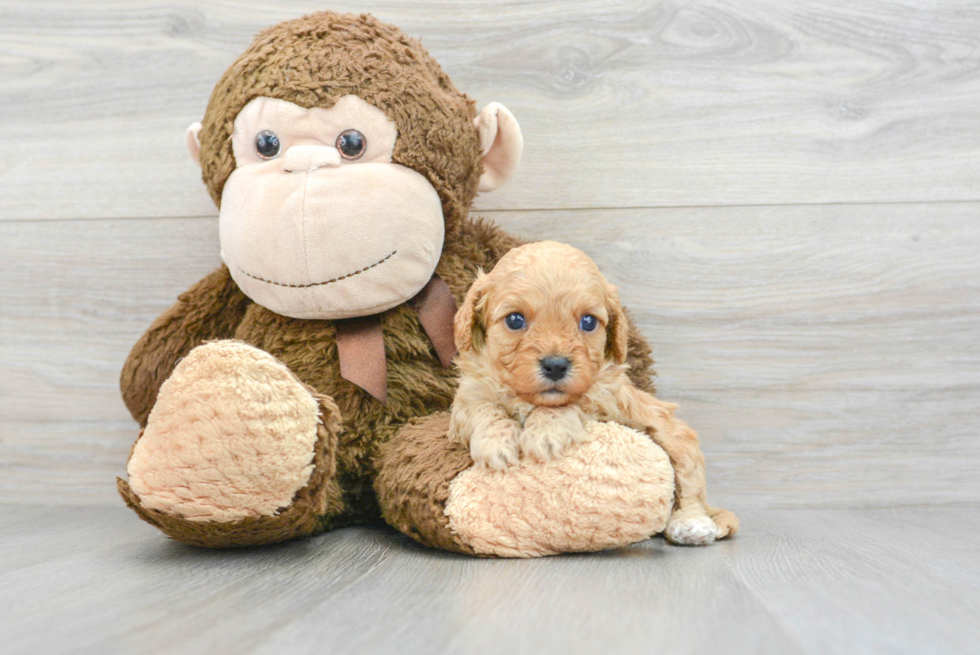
top-left (118, 340), bottom-right (343, 548)
top-left (378, 416), bottom-right (676, 558)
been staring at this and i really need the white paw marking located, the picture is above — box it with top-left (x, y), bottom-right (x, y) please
top-left (667, 515), bottom-right (721, 546)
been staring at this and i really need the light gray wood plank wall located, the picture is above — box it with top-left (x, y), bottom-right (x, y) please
top-left (2, 0), bottom-right (980, 219)
top-left (1, 1), bottom-right (979, 511)
top-left (2, 205), bottom-right (978, 507)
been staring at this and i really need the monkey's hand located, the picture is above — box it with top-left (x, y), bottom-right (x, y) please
top-left (519, 406), bottom-right (588, 463)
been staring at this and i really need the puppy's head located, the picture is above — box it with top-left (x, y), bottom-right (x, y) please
top-left (454, 241), bottom-right (628, 407)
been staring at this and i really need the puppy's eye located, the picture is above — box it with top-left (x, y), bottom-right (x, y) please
top-left (505, 313), bottom-right (526, 330)
top-left (580, 314), bottom-right (598, 332)
top-left (336, 129), bottom-right (366, 160)
top-left (255, 130), bottom-right (281, 159)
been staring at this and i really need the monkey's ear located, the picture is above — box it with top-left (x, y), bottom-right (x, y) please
top-left (454, 271), bottom-right (490, 353)
top-left (475, 103), bottom-right (523, 193)
top-left (604, 282), bottom-right (630, 365)
top-left (186, 122), bottom-right (203, 167)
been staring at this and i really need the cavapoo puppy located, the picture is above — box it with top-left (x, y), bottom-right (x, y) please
top-left (449, 241), bottom-right (738, 545)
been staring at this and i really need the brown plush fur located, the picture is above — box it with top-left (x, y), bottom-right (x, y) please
top-left (119, 12), bottom-right (658, 547)
top-left (375, 413), bottom-right (479, 555)
top-left (119, 389), bottom-right (344, 548)
top-left (120, 266), bottom-right (250, 427)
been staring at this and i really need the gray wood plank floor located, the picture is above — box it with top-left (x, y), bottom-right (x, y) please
top-left (0, 504), bottom-right (976, 655)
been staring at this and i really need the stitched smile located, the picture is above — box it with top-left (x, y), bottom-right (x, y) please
top-left (238, 250), bottom-right (397, 288)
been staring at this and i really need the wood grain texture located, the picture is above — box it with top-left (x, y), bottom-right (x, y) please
top-left (2, 204), bottom-right (978, 507)
top-left (2, 0), bottom-right (980, 219)
top-left (0, 505), bottom-right (976, 655)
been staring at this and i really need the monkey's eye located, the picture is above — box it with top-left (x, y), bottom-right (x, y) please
top-left (336, 129), bottom-right (367, 160)
top-left (580, 314), bottom-right (598, 332)
top-left (255, 130), bottom-right (281, 159)
top-left (505, 313), bottom-right (526, 330)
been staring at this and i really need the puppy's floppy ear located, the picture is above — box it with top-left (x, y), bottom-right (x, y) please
top-left (455, 270), bottom-right (490, 353)
top-left (604, 281), bottom-right (630, 365)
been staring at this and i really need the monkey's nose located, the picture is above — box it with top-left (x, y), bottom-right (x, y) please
top-left (280, 145), bottom-right (342, 173)
top-left (539, 356), bottom-right (571, 382)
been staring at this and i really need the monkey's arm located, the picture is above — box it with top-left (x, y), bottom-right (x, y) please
top-left (120, 265), bottom-right (251, 426)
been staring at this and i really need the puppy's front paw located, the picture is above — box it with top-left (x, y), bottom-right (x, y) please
top-left (520, 408), bottom-right (586, 463)
top-left (665, 511), bottom-right (721, 546)
top-left (470, 421), bottom-right (521, 471)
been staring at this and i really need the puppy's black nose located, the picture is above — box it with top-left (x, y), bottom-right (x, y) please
top-left (540, 356), bottom-right (571, 382)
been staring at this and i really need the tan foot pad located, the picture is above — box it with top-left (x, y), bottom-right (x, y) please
top-left (127, 340), bottom-right (322, 523)
top-left (445, 421), bottom-right (675, 557)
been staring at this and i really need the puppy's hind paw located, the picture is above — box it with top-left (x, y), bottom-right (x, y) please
top-left (665, 513), bottom-right (721, 546)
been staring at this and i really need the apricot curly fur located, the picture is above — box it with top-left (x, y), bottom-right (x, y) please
top-left (448, 242), bottom-right (737, 544)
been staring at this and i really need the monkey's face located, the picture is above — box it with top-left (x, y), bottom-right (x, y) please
top-left (217, 95), bottom-right (445, 320)
top-left (189, 12), bottom-right (524, 321)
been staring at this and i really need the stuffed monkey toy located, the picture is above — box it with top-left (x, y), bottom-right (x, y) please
top-left (117, 11), bottom-right (737, 556)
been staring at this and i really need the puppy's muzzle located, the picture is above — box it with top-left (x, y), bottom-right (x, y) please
top-left (539, 356), bottom-right (571, 382)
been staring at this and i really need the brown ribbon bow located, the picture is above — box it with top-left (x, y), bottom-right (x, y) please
top-left (334, 275), bottom-right (458, 404)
